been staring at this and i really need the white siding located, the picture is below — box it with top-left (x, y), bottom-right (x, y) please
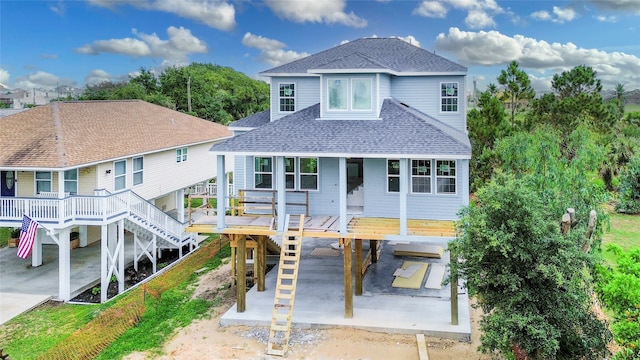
top-left (270, 76), bottom-right (320, 121)
top-left (391, 75), bottom-right (467, 132)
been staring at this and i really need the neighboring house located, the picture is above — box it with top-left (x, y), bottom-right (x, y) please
top-left (190, 37), bottom-right (471, 317)
top-left (0, 100), bottom-right (231, 301)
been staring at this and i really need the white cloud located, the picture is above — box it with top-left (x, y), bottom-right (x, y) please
top-left (0, 68), bottom-right (10, 87)
top-left (392, 35), bottom-right (421, 47)
top-left (413, 0), bottom-right (503, 29)
top-left (531, 6), bottom-right (577, 23)
top-left (435, 27), bottom-right (640, 89)
top-left (595, 15), bottom-right (617, 22)
top-left (88, 0), bottom-right (236, 31)
top-left (84, 69), bottom-right (114, 85)
top-left (264, 0), bottom-right (367, 28)
top-left (49, 1), bottom-right (65, 15)
top-left (76, 26), bottom-right (207, 66)
top-left (242, 32), bottom-right (309, 67)
top-left (412, 1), bottom-right (448, 18)
top-left (13, 71), bottom-right (77, 89)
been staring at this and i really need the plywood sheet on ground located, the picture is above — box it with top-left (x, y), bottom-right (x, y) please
top-left (424, 264), bottom-right (446, 289)
top-left (392, 261), bottom-right (428, 289)
top-left (310, 248), bottom-right (341, 256)
top-left (393, 244), bottom-right (444, 259)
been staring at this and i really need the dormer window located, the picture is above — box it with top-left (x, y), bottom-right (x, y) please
top-left (279, 83), bottom-right (295, 112)
top-left (328, 79), bottom-right (347, 110)
top-left (352, 79), bottom-right (372, 110)
top-left (327, 77), bottom-right (372, 111)
top-left (440, 82), bottom-right (459, 112)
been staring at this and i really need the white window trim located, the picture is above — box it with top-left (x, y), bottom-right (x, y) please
top-left (278, 82), bottom-right (296, 113)
top-left (254, 156), bottom-right (274, 190)
top-left (298, 157), bottom-right (319, 191)
top-left (64, 169), bottom-right (78, 195)
top-left (35, 171), bottom-right (52, 194)
top-left (439, 82), bottom-right (460, 113)
top-left (114, 159), bottom-right (127, 191)
top-left (327, 77), bottom-right (348, 111)
top-left (411, 159), bottom-right (432, 194)
top-left (176, 147), bottom-right (188, 163)
top-left (351, 78), bottom-right (372, 112)
top-left (387, 159), bottom-right (400, 193)
top-left (285, 157), bottom-right (296, 190)
top-left (133, 156), bottom-right (144, 186)
top-left (435, 160), bottom-right (457, 195)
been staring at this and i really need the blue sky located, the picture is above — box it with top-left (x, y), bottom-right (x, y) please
top-left (1, 0), bottom-right (640, 94)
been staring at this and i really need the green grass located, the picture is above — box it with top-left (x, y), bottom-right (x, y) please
top-left (625, 104), bottom-right (640, 113)
top-left (601, 212), bottom-right (640, 265)
top-left (0, 227), bottom-right (12, 247)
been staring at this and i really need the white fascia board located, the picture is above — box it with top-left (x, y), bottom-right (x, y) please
top-left (230, 127), bottom-right (256, 132)
top-left (308, 69), bottom-right (467, 77)
top-left (259, 72), bottom-right (319, 77)
top-left (208, 151), bottom-right (471, 160)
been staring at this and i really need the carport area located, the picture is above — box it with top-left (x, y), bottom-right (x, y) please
top-left (221, 237), bottom-right (472, 341)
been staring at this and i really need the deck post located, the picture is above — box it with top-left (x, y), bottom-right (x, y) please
top-left (117, 219), bottom-right (125, 294)
top-left (100, 225), bottom-right (108, 303)
top-left (339, 157), bottom-right (347, 234)
top-left (343, 238), bottom-right (353, 318)
top-left (230, 244), bottom-right (236, 286)
top-left (370, 240), bottom-right (378, 263)
top-left (31, 228), bottom-right (44, 267)
top-left (399, 158), bottom-right (408, 236)
top-left (450, 248), bottom-right (459, 325)
top-left (176, 188), bottom-right (185, 223)
top-left (355, 239), bottom-right (363, 296)
top-left (256, 235), bottom-right (266, 292)
top-left (236, 234), bottom-right (247, 312)
top-left (216, 155), bottom-right (226, 230)
top-left (79, 225), bottom-right (88, 247)
top-left (276, 156), bottom-right (286, 231)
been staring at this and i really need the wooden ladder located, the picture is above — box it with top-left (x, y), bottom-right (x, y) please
top-left (267, 214), bottom-right (305, 356)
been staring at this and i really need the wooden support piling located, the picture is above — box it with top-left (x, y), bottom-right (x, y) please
top-left (343, 238), bottom-right (353, 318)
top-left (256, 235), bottom-right (266, 291)
top-left (370, 240), bottom-right (378, 263)
top-left (237, 234), bottom-right (246, 312)
top-left (355, 239), bottom-right (363, 296)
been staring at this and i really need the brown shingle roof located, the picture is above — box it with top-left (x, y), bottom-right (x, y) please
top-left (0, 100), bottom-right (231, 168)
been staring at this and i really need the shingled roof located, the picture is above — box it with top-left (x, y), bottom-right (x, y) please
top-left (210, 99), bottom-right (470, 158)
top-left (261, 37), bottom-right (466, 76)
top-left (0, 100), bottom-right (231, 168)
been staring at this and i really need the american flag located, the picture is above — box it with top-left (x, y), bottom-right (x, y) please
top-left (16, 215), bottom-right (39, 259)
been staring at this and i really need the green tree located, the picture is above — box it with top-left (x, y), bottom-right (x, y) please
top-left (616, 154), bottom-right (640, 214)
top-left (497, 61), bottom-right (535, 126)
top-left (450, 174), bottom-right (612, 359)
top-left (129, 67), bottom-right (159, 94)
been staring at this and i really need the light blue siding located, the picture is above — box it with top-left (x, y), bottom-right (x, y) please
top-left (270, 76), bottom-right (320, 121)
top-left (377, 74), bottom-right (391, 114)
top-left (362, 158), bottom-right (466, 220)
top-left (391, 75), bottom-right (466, 132)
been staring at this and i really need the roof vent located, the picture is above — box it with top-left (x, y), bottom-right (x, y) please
top-left (400, 102), bottom-right (409, 108)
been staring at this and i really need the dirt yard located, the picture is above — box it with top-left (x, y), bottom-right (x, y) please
top-left (124, 261), bottom-right (491, 360)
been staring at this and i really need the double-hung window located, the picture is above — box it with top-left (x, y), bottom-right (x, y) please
top-left (440, 82), bottom-right (459, 112)
top-left (133, 156), bottom-right (144, 185)
top-left (279, 83), bottom-right (295, 112)
top-left (64, 169), bottom-right (78, 195)
top-left (436, 160), bottom-right (456, 194)
top-left (255, 157), bottom-right (273, 189)
top-left (387, 159), bottom-right (400, 192)
top-left (285, 157), bottom-right (296, 189)
top-left (299, 158), bottom-right (318, 190)
top-left (411, 160), bottom-right (431, 193)
top-left (35, 171), bottom-right (52, 194)
top-left (176, 147), bottom-right (187, 163)
top-left (114, 160), bottom-right (126, 191)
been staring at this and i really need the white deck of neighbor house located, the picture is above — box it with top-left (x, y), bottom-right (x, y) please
top-left (220, 235), bottom-right (472, 341)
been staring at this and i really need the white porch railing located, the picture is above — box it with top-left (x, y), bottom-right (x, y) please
top-left (185, 183), bottom-right (234, 196)
top-left (0, 190), bottom-right (190, 246)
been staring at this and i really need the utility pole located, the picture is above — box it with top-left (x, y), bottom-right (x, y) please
top-left (187, 76), bottom-right (192, 113)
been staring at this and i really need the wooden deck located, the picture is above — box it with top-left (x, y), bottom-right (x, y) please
top-left (186, 215), bottom-right (456, 240)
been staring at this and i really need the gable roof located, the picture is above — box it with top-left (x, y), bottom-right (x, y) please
top-left (209, 99), bottom-right (470, 159)
top-left (0, 100), bottom-right (231, 169)
top-left (228, 109), bottom-right (270, 130)
top-left (261, 37), bottom-right (466, 76)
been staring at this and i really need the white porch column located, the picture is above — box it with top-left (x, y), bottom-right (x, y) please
top-left (216, 155), bottom-right (226, 230)
top-left (58, 228), bottom-right (71, 301)
top-left (339, 157), bottom-right (347, 234)
top-left (79, 225), bottom-right (88, 247)
top-left (176, 188), bottom-right (185, 223)
top-left (31, 227), bottom-right (45, 267)
top-left (57, 170), bottom-right (65, 198)
top-left (117, 219), bottom-right (125, 294)
top-left (100, 225), bottom-right (108, 303)
top-left (399, 158), bottom-right (408, 236)
top-left (276, 156), bottom-right (286, 231)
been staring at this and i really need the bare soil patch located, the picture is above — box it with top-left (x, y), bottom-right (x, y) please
top-left (124, 260), bottom-right (490, 360)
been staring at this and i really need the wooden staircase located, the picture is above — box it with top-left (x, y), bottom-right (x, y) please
top-left (267, 214), bottom-right (305, 356)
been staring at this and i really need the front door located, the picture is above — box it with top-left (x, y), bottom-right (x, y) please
top-left (1, 171), bottom-right (16, 196)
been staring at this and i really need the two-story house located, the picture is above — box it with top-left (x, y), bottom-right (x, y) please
top-left (0, 100), bottom-right (231, 302)
top-left (188, 37), bottom-right (471, 326)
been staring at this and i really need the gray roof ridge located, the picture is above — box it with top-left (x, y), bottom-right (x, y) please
top-left (385, 98), bottom-right (470, 149)
top-left (313, 52), bottom-right (389, 70)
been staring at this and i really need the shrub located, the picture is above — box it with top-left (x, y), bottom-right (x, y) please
top-left (616, 154), bottom-right (640, 214)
